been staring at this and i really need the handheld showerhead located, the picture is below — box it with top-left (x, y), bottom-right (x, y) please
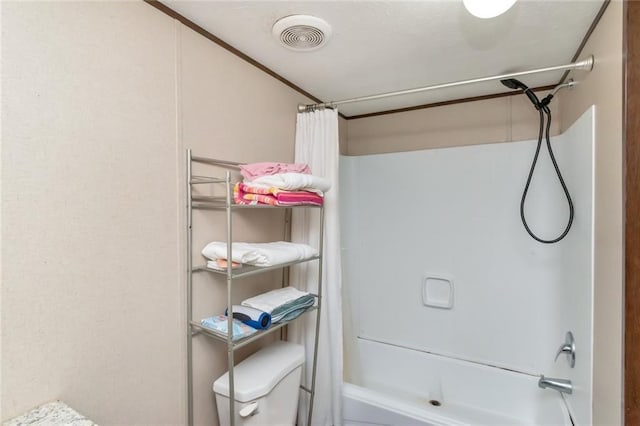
top-left (502, 77), bottom-right (574, 243)
top-left (500, 78), bottom-right (541, 109)
top-left (500, 78), bottom-right (527, 90)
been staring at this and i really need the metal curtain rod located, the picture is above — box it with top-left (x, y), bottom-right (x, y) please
top-left (298, 55), bottom-right (594, 112)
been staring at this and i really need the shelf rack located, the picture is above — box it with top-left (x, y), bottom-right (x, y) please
top-left (186, 150), bottom-right (324, 426)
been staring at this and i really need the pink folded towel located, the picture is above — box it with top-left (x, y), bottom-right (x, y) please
top-left (234, 183), bottom-right (323, 206)
top-left (240, 162), bottom-right (311, 181)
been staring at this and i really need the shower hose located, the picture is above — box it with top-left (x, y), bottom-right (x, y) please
top-left (520, 106), bottom-right (574, 244)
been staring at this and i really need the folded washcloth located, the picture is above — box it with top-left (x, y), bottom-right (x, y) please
top-left (248, 173), bottom-right (331, 194)
top-left (241, 286), bottom-right (310, 313)
top-left (206, 259), bottom-right (242, 271)
top-left (241, 162), bottom-right (311, 181)
top-left (202, 241), bottom-right (318, 267)
top-left (200, 314), bottom-right (257, 340)
top-left (270, 294), bottom-right (316, 323)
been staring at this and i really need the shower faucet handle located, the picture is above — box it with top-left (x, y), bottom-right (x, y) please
top-left (554, 331), bottom-right (576, 368)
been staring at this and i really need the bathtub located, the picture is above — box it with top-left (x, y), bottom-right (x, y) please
top-left (343, 339), bottom-right (572, 426)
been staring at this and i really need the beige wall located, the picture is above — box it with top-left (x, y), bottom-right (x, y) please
top-left (339, 116), bottom-right (348, 155)
top-left (559, 1), bottom-right (624, 424)
top-left (345, 92), bottom-right (560, 156)
top-left (2, 2), bottom-right (181, 423)
top-left (2, 2), bottom-right (311, 425)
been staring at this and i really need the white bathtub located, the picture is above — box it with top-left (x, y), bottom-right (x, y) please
top-left (343, 339), bottom-right (572, 426)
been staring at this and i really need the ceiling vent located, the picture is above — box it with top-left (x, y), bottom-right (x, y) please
top-left (272, 15), bottom-right (332, 52)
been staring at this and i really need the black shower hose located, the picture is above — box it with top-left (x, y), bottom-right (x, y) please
top-left (520, 106), bottom-right (574, 244)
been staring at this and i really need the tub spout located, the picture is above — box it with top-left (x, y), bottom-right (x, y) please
top-left (538, 375), bottom-right (573, 394)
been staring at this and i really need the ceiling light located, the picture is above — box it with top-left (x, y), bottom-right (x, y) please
top-left (272, 15), bottom-right (332, 52)
top-left (463, 0), bottom-right (517, 19)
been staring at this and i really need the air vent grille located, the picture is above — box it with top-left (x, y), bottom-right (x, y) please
top-left (280, 25), bottom-right (326, 50)
top-left (272, 15), bottom-right (332, 52)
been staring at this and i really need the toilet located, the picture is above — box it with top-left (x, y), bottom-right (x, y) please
top-left (213, 340), bottom-right (305, 426)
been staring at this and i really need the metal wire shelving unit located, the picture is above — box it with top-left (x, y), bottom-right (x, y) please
top-left (186, 150), bottom-right (324, 426)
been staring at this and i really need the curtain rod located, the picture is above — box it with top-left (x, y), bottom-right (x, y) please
top-left (298, 55), bottom-right (594, 112)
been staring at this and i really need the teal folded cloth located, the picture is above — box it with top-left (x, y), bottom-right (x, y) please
top-left (271, 294), bottom-right (316, 323)
top-left (200, 314), bottom-right (257, 340)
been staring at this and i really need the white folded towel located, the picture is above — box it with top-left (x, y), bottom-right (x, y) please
top-left (249, 173), bottom-right (332, 194)
top-left (201, 241), bottom-right (318, 267)
top-left (241, 286), bottom-right (310, 314)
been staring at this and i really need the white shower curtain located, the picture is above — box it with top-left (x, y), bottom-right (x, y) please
top-left (289, 108), bottom-right (343, 426)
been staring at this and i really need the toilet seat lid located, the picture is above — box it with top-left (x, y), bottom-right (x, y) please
top-left (213, 340), bottom-right (305, 402)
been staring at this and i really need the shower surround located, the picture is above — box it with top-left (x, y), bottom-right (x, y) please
top-left (340, 107), bottom-right (594, 425)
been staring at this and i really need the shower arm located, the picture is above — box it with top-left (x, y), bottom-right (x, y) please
top-left (298, 56), bottom-right (593, 112)
top-left (538, 79), bottom-right (577, 109)
top-left (550, 80), bottom-right (576, 97)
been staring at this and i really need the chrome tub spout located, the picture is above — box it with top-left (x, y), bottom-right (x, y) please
top-left (538, 375), bottom-right (573, 394)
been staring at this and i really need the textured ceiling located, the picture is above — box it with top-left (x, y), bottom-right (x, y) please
top-left (163, 0), bottom-right (604, 117)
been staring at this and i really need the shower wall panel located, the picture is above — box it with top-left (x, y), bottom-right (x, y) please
top-left (341, 108), bottom-right (594, 419)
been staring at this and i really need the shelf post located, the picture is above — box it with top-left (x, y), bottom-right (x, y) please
top-left (225, 170), bottom-right (236, 426)
top-left (186, 149), bottom-right (194, 426)
top-left (307, 206), bottom-right (325, 426)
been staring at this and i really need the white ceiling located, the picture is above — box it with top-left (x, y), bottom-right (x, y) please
top-left (164, 0), bottom-right (604, 117)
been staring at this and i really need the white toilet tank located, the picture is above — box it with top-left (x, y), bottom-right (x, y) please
top-left (213, 340), bottom-right (305, 426)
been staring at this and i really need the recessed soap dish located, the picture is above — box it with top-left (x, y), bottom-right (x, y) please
top-left (422, 274), bottom-right (454, 309)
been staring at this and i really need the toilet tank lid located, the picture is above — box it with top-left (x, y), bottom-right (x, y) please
top-left (213, 340), bottom-right (305, 402)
